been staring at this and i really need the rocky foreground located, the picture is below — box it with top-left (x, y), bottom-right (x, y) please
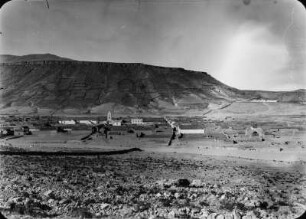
top-left (0, 152), bottom-right (306, 219)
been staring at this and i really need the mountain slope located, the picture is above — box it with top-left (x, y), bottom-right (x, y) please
top-left (0, 54), bottom-right (305, 115)
top-left (243, 89), bottom-right (306, 103)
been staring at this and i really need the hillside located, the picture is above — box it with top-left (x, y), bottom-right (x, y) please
top-left (243, 89), bottom-right (306, 103)
top-left (0, 54), bottom-right (305, 116)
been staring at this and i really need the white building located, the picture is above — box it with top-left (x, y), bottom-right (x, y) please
top-left (110, 120), bottom-right (122, 126)
top-left (131, 118), bottom-right (143, 125)
top-left (59, 120), bottom-right (76, 125)
top-left (79, 120), bottom-right (97, 125)
top-left (178, 125), bottom-right (204, 134)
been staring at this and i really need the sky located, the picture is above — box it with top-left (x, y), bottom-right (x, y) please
top-left (0, 0), bottom-right (305, 91)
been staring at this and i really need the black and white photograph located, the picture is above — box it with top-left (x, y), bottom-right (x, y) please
top-left (0, 0), bottom-right (306, 218)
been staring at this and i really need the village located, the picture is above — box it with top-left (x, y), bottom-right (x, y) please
top-left (1, 111), bottom-right (304, 149)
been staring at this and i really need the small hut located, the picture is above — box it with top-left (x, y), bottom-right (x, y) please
top-left (245, 126), bottom-right (265, 140)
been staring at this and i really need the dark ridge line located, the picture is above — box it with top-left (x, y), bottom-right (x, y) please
top-left (0, 148), bottom-right (142, 156)
top-left (0, 60), bottom-right (208, 74)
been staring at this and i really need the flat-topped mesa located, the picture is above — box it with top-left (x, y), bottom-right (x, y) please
top-left (0, 60), bottom-right (73, 66)
top-left (0, 53), bottom-right (304, 115)
top-left (0, 60), bottom-right (208, 74)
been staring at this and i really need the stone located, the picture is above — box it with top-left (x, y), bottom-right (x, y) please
top-left (174, 192), bottom-right (181, 199)
top-left (244, 201), bottom-right (256, 208)
top-left (220, 194), bottom-right (226, 200)
top-left (155, 193), bottom-right (162, 198)
top-left (179, 207), bottom-right (190, 215)
top-left (213, 184), bottom-right (220, 189)
top-left (244, 211), bottom-right (259, 219)
top-left (168, 210), bottom-right (176, 218)
top-left (59, 198), bottom-right (71, 205)
top-left (191, 207), bottom-right (201, 215)
top-left (118, 206), bottom-right (133, 217)
top-left (7, 197), bottom-right (22, 204)
top-left (224, 213), bottom-right (234, 219)
top-left (175, 198), bottom-right (187, 206)
top-left (208, 213), bottom-right (218, 219)
top-left (232, 209), bottom-right (242, 219)
top-left (200, 209), bottom-right (209, 218)
top-left (175, 179), bottom-right (191, 187)
top-left (191, 179), bottom-right (203, 187)
top-left (95, 213), bottom-right (102, 217)
top-left (216, 214), bottom-right (225, 219)
top-left (43, 190), bottom-right (54, 198)
top-left (207, 194), bottom-right (218, 205)
top-left (48, 198), bottom-right (55, 204)
top-left (163, 191), bottom-right (172, 198)
top-left (156, 179), bottom-right (167, 187)
top-left (189, 193), bottom-right (198, 200)
top-left (100, 203), bottom-right (110, 210)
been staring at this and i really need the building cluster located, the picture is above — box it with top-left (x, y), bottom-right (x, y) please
top-left (2, 113), bottom-right (300, 143)
top-left (91, 112), bottom-right (172, 138)
top-left (0, 112), bottom-right (172, 138)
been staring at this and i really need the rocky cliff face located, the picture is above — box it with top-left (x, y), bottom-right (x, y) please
top-left (0, 54), bottom-right (304, 115)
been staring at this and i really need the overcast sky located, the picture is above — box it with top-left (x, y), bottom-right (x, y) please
top-left (0, 0), bottom-right (305, 91)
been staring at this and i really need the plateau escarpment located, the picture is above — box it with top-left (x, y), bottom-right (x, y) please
top-left (0, 54), bottom-right (305, 115)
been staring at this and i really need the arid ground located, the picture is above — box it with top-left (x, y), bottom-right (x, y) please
top-left (0, 151), bottom-right (306, 219)
top-left (1, 102), bottom-right (306, 219)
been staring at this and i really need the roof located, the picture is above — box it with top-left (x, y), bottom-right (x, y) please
top-left (179, 125), bottom-right (204, 130)
top-left (131, 125), bottom-right (154, 130)
top-left (142, 117), bottom-right (166, 122)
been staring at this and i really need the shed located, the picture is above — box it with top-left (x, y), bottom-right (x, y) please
top-left (245, 127), bottom-right (265, 139)
top-left (178, 125), bottom-right (204, 134)
top-left (59, 120), bottom-right (76, 125)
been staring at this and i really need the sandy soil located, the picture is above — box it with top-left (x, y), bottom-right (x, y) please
top-left (1, 132), bottom-right (306, 218)
top-left (2, 130), bottom-right (306, 163)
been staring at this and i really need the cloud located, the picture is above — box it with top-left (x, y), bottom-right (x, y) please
top-left (216, 23), bottom-right (289, 90)
top-left (0, 0), bottom-right (305, 90)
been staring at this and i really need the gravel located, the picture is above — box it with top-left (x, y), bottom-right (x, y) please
top-left (0, 152), bottom-right (305, 218)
